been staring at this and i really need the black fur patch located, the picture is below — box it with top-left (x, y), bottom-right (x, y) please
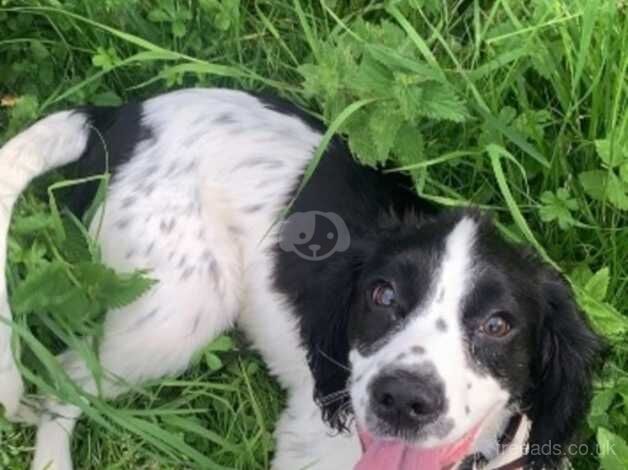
top-left (65, 103), bottom-right (153, 217)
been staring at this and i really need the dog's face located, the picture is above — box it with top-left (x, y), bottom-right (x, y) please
top-left (310, 211), bottom-right (601, 468)
top-left (348, 215), bottom-right (537, 448)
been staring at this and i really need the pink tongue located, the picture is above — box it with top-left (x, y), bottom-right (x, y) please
top-left (355, 440), bottom-right (440, 470)
top-left (355, 428), bottom-right (478, 470)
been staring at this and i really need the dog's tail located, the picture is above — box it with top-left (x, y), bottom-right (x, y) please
top-left (0, 110), bottom-right (91, 420)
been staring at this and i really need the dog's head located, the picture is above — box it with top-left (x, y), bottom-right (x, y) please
top-left (308, 210), bottom-right (602, 469)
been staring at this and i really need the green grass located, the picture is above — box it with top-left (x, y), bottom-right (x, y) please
top-left (1, 0), bottom-right (627, 468)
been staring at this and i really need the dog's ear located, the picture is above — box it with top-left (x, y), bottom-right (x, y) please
top-left (526, 269), bottom-right (604, 467)
top-left (305, 239), bottom-right (374, 432)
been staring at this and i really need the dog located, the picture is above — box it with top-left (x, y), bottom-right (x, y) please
top-left (0, 88), bottom-right (602, 469)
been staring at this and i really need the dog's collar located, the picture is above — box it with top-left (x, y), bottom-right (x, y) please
top-left (492, 413), bottom-right (527, 470)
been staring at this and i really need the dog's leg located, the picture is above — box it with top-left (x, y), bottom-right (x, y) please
top-left (272, 384), bottom-right (361, 470)
top-left (32, 184), bottom-right (243, 470)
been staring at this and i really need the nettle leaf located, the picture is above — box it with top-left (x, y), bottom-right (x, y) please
top-left (49, 290), bottom-right (94, 333)
top-left (350, 53), bottom-right (394, 97)
top-left (584, 267), bottom-right (610, 302)
top-left (597, 428), bottom-right (628, 470)
top-left (391, 81), bottom-right (423, 121)
top-left (11, 261), bottom-right (75, 315)
top-left (364, 44), bottom-right (439, 82)
top-left (417, 82), bottom-right (468, 123)
top-left (368, 104), bottom-right (404, 163)
top-left (77, 262), bottom-right (156, 310)
top-left (11, 212), bottom-right (53, 234)
top-left (298, 43), bottom-right (351, 101)
top-left (345, 109), bottom-right (378, 166)
top-left (394, 123), bottom-right (424, 165)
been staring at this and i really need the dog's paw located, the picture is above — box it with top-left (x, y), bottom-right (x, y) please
top-left (32, 422), bottom-right (74, 470)
top-left (0, 363), bottom-right (24, 420)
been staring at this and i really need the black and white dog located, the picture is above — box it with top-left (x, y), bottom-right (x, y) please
top-left (0, 89), bottom-right (602, 469)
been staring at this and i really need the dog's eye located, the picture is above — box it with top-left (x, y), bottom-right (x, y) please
top-left (480, 313), bottom-right (512, 337)
top-left (371, 283), bottom-right (396, 307)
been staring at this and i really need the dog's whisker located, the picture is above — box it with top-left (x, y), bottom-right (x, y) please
top-left (317, 349), bottom-right (351, 372)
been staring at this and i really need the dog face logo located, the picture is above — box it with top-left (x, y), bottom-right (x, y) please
top-left (279, 211), bottom-right (350, 261)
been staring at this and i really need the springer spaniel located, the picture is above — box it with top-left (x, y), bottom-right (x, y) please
top-left (0, 89), bottom-right (602, 470)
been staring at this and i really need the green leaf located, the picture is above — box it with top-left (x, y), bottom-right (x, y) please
top-left (5, 95), bottom-right (39, 138)
top-left (580, 170), bottom-right (608, 201)
top-left (368, 104), bottom-right (404, 163)
top-left (597, 428), bottom-right (628, 470)
top-left (206, 335), bottom-right (235, 353)
top-left (538, 189), bottom-right (578, 230)
top-left (77, 263), bottom-right (156, 310)
top-left (620, 163), bottom-right (628, 183)
top-left (606, 172), bottom-right (628, 210)
top-left (350, 53), bottom-right (395, 97)
top-left (588, 388), bottom-right (616, 428)
top-left (172, 20), bottom-right (187, 38)
top-left (92, 47), bottom-right (121, 71)
top-left (205, 353), bottom-right (223, 371)
top-left (578, 294), bottom-right (628, 338)
top-left (580, 170), bottom-right (628, 209)
top-left (417, 82), bottom-right (468, 123)
top-left (30, 40), bottom-right (49, 60)
top-left (584, 267), bottom-right (610, 302)
top-left (394, 123), bottom-right (424, 165)
top-left (595, 138), bottom-right (627, 168)
top-left (147, 8), bottom-right (170, 22)
top-left (10, 261), bottom-right (84, 323)
top-left (11, 213), bottom-right (53, 234)
top-left (570, 264), bottom-right (594, 288)
top-left (90, 91), bottom-right (123, 106)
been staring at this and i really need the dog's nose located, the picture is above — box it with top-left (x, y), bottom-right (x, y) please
top-left (370, 368), bottom-right (444, 428)
top-left (309, 243), bottom-right (321, 253)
